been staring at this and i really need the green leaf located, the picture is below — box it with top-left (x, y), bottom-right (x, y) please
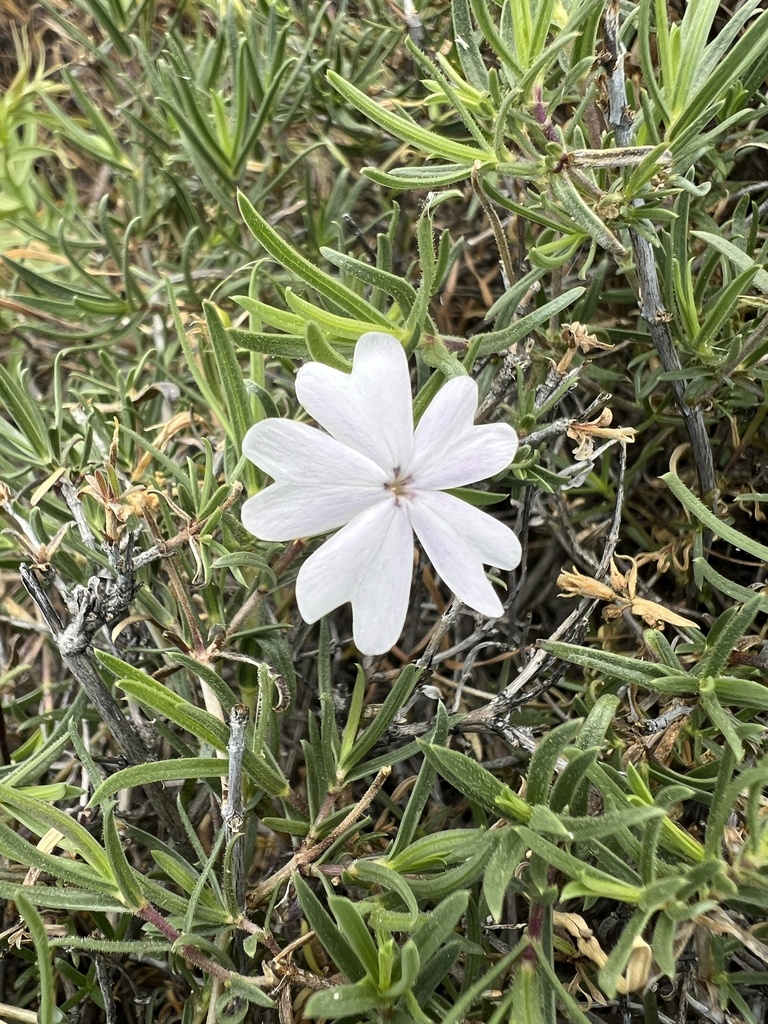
top-left (577, 694), bottom-right (620, 749)
top-left (90, 758), bottom-right (227, 805)
top-left (510, 958), bottom-right (546, 1024)
top-left (237, 192), bottom-right (391, 326)
top-left (339, 665), bottom-right (423, 774)
top-left (223, 972), bottom-right (276, 1008)
top-left (14, 891), bottom-right (55, 1024)
top-left (384, 828), bottom-right (481, 874)
top-left (452, 0), bottom-right (488, 89)
top-left (287, 287), bottom-right (400, 342)
top-left (384, 937), bottom-right (420, 998)
top-left (49, 935), bottom-right (168, 954)
top-left (406, 42), bottom-right (490, 151)
top-left (327, 71), bottom-right (494, 164)
top-left (363, 163), bottom-right (476, 190)
top-left (103, 803), bottom-right (145, 910)
top-left (410, 943), bottom-right (463, 1012)
top-left (228, 328), bottom-right (308, 357)
top-left (167, 282), bottom-right (227, 425)
top-left (693, 557), bottom-right (768, 613)
top-left (444, 486), bottom-right (509, 507)
top-left (526, 719), bottom-right (583, 804)
top-left (346, 860), bottom-right (419, 930)
top-left (419, 743), bottom-right (530, 821)
top-left (437, 947), bottom-right (521, 1024)
top-left (550, 747), bottom-right (599, 816)
top-left (387, 703), bottom-right (449, 860)
top-left (411, 890), bottom-right (469, 964)
top-left (327, 895), bottom-right (380, 978)
top-left (549, 173), bottom-right (627, 257)
top-left (0, 364), bottom-right (53, 463)
top-left (304, 977), bottom-right (379, 1018)
top-left (320, 246), bottom-right (417, 313)
top-left (597, 910), bottom-right (653, 998)
top-left (294, 874), bottom-right (366, 982)
top-left (695, 265), bottom-right (762, 354)
top-left (532, 943), bottom-right (594, 1024)
top-left (0, 782), bottom-right (112, 879)
top-left (711, 676), bottom-right (768, 711)
top-left (669, 8), bottom-right (768, 143)
top-left (539, 640), bottom-right (672, 686)
top-left (405, 836), bottom-right (496, 899)
top-left (663, 473), bottom-right (768, 560)
top-left (483, 829), bottom-right (526, 922)
top-left (0, 865), bottom-right (122, 910)
top-left (101, 665), bottom-right (288, 796)
top-left (517, 827), bottom-right (643, 902)
top-left (305, 320), bottom-right (354, 370)
top-left (0, 818), bottom-right (117, 893)
top-left (471, 287), bottom-right (585, 356)
top-left (697, 600), bottom-right (761, 677)
top-left (555, 806), bottom-right (663, 841)
top-left (234, 294), bottom-right (306, 334)
top-left (664, 0), bottom-right (719, 115)
top-left (652, 913), bottom-right (679, 978)
top-left (162, 652), bottom-right (239, 716)
top-left (699, 679), bottom-right (744, 761)
top-left (203, 300), bottom-right (259, 449)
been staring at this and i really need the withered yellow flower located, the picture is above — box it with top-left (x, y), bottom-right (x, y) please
top-left (567, 408), bottom-right (636, 461)
top-left (557, 558), bottom-right (697, 629)
top-left (556, 321), bottom-right (614, 373)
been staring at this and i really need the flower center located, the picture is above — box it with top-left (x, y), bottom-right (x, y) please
top-left (385, 469), bottom-right (413, 500)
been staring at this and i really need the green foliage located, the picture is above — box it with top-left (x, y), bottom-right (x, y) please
top-left (1, 0), bottom-right (768, 1021)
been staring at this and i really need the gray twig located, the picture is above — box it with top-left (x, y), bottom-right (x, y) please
top-left (401, 0), bottom-right (424, 49)
top-left (20, 564), bottom-right (149, 766)
top-left (417, 597), bottom-right (462, 670)
top-left (94, 956), bottom-right (117, 1024)
top-left (223, 703), bottom-right (249, 914)
top-left (19, 559), bottom-right (190, 850)
top-left (602, 2), bottom-right (715, 497)
top-left (59, 476), bottom-right (96, 551)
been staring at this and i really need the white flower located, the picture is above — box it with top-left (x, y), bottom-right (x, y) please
top-left (241, 332), bottom-right (521, 655)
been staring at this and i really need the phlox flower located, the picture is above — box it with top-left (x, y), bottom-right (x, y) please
top-left (241, 332), bottom-right (521, 655)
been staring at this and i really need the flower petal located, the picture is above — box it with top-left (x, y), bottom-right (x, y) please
top-left (242, 482), bottom-right (384, 542)
top-left (295, 332), bottom-right (414, 473)
top-left (410, 376), bottom-right (518, 489)
top-left (243, 419), bottom-right (386, 486)
top-left (242, 419), bottom-right (388, 541)
top-left (408, 490), bottom-right (521, 617)
top-left (295, 499), bottom-right (414, 655)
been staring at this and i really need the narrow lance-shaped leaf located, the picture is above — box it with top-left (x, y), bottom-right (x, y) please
top-left (327, 70), bottom-right (495, 164)
top-left (539, 640), bottom-right (673, 686)
top-left (237, 192), bottom-right (392, 326)
top-left (452, 0), bottom-right (488, 89)
top-left (469, 287), bottom-right (585, 357)
top-left (418, 742), bottom-right (531, 821)
top-left (693, 557), bottom-right (768, 614)
top-left (327, 896), bottom-right (379, 980)
top-left (0, 782), bottom-right (113, 880)
top-left (90, 758), bottom-right (228, 805)
top-left (15, 892), bottom-right (55, 1024)
top-left (340, 665), bottom-right (423, 773)
top-left (549, 173), bottom-right (627, 257)
top-left (103, 803), bottom-right (146, 910)
top-left (203, 300), bottom-right (260, 450)
top-left (293, 874), bottom-right (366, 982)
top-left (663, 472), bottom-right (768, 561)
top-left (689, 231), bottom-right (768, 294)
top-left (697, 598), bottom-right (761, 677)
